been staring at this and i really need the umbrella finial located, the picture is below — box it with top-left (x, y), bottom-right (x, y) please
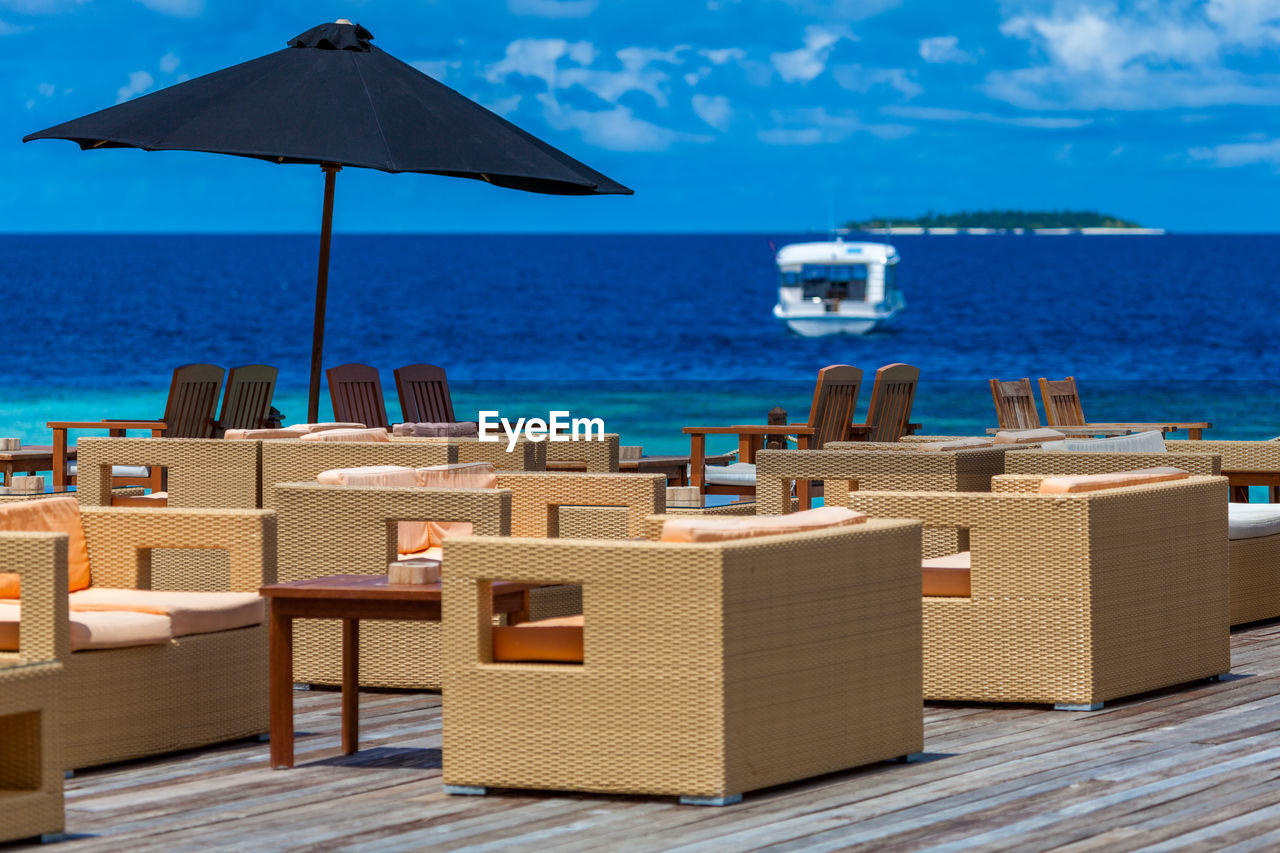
top-left (288, 21), bottom-right (373, 51)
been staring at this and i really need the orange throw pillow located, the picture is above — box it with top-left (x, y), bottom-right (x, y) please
top-left (0, 497), bottom-right (92, 598)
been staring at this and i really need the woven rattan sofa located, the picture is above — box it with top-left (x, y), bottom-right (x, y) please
top-left (846, 475), bottom-right (1230, 709)
top-left (1002, 447), bottom-right (1280, 626)
top-left (0, 623), bottom-right (62, 842)
top-left (272, 471), bottom-right (665, 689)
top-left (440, 518), bottom-right (924, 805)
top-left (0, 504), bottom-right (275, 769)
top-left (542, 433), bottom-right (620, 472)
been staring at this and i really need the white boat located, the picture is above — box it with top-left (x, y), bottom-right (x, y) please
top-left (772, 238), bottom-right (904, 337)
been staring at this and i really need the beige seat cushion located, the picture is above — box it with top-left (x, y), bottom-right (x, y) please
top-left (0, 601), bottom-right (172, 652)
top-left (225, 428), bottom-right (309, 440)
top-left (917, 437), bottom-right (994, 452)
top-left (922, 551), bottom-right (970, 597)
top-left (1227, 504), bottom-right (1280, 541)
top-left (703, 462), bottom-right (757, 486)
top-left (1038, 467), bottom-right (1189, 494)
top-left (399, 463), bottom-right (499, 553)
top-left (0, 496), bottom-right (93, 597)
top-left (69, 588), bottom-right (264, 637)
top-left (994, 428), bottom-right (1066, 444)
top-left (1043, 430), bottom-right (1168, 454)
top-left (661, 505), bottom-right (867, 543)
top-left (299, 428), bottom-right (389, 443)
top-left (317, 466), bottom-right (419, 487)
top-left (492, 614), bottom-right (584, 663)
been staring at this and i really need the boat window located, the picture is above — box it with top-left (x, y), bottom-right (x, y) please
top-left (796, 264), bottom-right (868, 301)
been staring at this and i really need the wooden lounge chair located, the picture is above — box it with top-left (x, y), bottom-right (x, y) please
top-left (990, 378), bottom-right (1042, 429)
top-left (214, 364), bottom-right (278, 435)
top-left (1040, 376), bottom-right (1210, 439)
top-left (394, 363), bottom-right (455, 423)
top-left (49, 363), bottom-right (225, 489)
top-left (847, 474), bottom-right (1229, 709)
top-left (848, 363), bottom-right (921, 442)
top-left (441, 517), bottom-right (923, 805)
top-left (326, 363), bottom-right (389, 430)
top-left (685, 364), bottom-right (862, 499)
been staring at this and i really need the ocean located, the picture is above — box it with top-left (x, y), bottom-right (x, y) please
top-left (1, 232), bottom-right (1278, 456)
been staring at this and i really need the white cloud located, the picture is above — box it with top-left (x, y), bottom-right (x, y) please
top-left (776, 0), bottom-right (900, 20)
top-left (770, 25), bottom-right (851, 83)
top-left (990, 2), bottom-right (1280, 109)
top-left (0, 17), bottom-right (25, 33)
top-left (692, 93), bottom-right (731, 130)
top-left (758, 107), bottom-right (914, 145)
top-left (411, 59), bottom-right (460, 81)
top-left (36, 81), bottom-right (55, 97)
top-left (486, 38), bottom-right (597, 89)
top-left (700, 47), bottom-right (746, 65)
top-left (482, 94), bottom-right (523, 116)
top-left (833, 65), bottom-right (921, 99)
top-left (116, 70), bottom-right (153, 104)
top-left (918, 35), bottom-right (973, 64)
top-left (0, 0), bottom-right (84, 13)
top-left (508, 0), bottom-right (597, 18)
top-left (1190, 138), bottom-right (1280, 168)
top-left (134, 0), bottom-right (203, 17)
top-left (159, 52), bottom-right (180, 74)
top-left (883, 105), bottom-right (1090, 129)
top-left (537, 94), bottom-right (708, 151)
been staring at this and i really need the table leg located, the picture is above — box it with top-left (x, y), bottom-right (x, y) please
top-left (269, 608), bottom-right (294, 769)
top-left (1231, 486), bottom-right (1250, 504)
top-left (1189, 428), bottom-right (1203, 440)
top-left (342, 618), bottom-right (359, 755)
top-left (508, 590), bottom-right (530, 626)
top-left (690, 434), bottom-right (706, 493)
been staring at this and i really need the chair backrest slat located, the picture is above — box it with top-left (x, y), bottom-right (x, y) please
top-left (1039, 376), bottom-right (1087, 426)
top-left (326, 363), bottom-right (389, 429)
top-left (806, 365), bottom-right (862, 449)
top-left (990, 378), bottom-right (1041, 429)
top-left (395, 364), bottom-right (456, 423)
top-left (162, 363), bottom-right (225, 439)
top-left (218, 364), bottom-right (278, 432)
top-left (863, 363), bottom-right (920, 443)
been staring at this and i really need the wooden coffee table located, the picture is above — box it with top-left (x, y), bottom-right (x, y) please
top-left (0, 446), bottom-right (76, 486)
top-left (260, 574), bottom-right (535, 769)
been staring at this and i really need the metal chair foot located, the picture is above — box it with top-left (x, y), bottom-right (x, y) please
top-left (40, 833), bottom-right (67, 844)
top-left (1209, 673), bottom-right (1230, 682)
top-left (895, 753), bottom-right (924, 763)
top-left (443, 785), bottom-right (487, 797)
top-left (1055, 702), bottom-right (1104, 711)
top-left (680, 793), bottom-right (743, 807)
top-left (257, 733), bottom-right (271, 742)
top-left (63, 770), bottom-right (74, 779)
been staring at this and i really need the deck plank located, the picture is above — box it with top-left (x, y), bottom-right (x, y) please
top-left (21, 624), bottom-right (1280, 851)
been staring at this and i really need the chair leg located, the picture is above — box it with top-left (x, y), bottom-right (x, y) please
top-left (680, 793), bottom-right (742, 807)
top-left (1054, 702), bottom-right (1104, 711)
top-left (443, 785), bottom-right (487, 797)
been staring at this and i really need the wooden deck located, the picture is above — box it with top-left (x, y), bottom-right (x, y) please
top-left (26, 621), bottom-right (1280, 852)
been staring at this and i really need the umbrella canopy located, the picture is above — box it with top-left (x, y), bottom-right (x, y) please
top-left (25, 20), bottom-right (632, 419)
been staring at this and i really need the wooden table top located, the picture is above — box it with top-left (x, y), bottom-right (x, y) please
top-left (0, 446), bottom-right (76, 461)
top-left (260, 574), bottom-right (534, 601)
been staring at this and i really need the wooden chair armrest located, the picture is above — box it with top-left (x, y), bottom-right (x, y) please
top-left (0, 532), bottom-right (71, 663)
top-left (79, 507), bottom-right (277, 592)
top-left (684, 425), bottom-right (816, 436)
top-left (47, 420), bottom-right (167, 430)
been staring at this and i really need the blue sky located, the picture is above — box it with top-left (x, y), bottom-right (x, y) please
top-left (7, 0), bottom-right (1280, 232)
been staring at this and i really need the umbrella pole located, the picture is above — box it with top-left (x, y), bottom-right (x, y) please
top-left (308, 163), bottom-right (342, 423)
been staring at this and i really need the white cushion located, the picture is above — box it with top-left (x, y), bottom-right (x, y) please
top-left (69, 588), bottom-right (264, 637)
top-left (67, 462), bottom-right (150, 478)
top-left (1228, 504), bottom-right (1280, 541)
top-left (704, 462), bottom-right (757, 486)
top-left (1042, 430), bottom-right (1167, 454)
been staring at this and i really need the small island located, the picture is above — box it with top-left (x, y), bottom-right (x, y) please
top-left (845, 209), bottom-right (1162, 235)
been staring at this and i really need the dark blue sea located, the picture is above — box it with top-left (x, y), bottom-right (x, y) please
top-left (2, 233), bottom-right (1278, 454)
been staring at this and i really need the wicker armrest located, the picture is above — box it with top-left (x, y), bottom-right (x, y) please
top-left (1004, 450), bottom-right (1221, 478)
top-left (493, 472), bottom-right (664, 537)
top-left (1166, 440), bottom-right (1280, 473)
top-left (79, 507), bottom-right (277, 592)
top-left (0, 532), bottom-right (71, 663)
top-left (542, 433), bottom-right (620, 473)
top-left (75, 437), bottom-right (262, 508)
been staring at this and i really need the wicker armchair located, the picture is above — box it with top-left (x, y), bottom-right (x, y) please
top-left (271, 471), bottom-right (666, 689)
top-left (845, 476), bottom-right (1230, 709)
top-left (542, 433), bottom-right (620, 473)
top-left (757, 444), bottom-right (1019, 555)
top-left (1002, 447), bottom-right (1280, 626)
top-left (440, 518), bottom-right (923, 805)
top-left (0, 506), bottom-right (275, 769)
top-left (390, 435), bottom-right (545, 471)
top-left (0, 542), bottom-right (63, 842)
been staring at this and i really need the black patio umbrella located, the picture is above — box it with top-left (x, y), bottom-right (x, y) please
top-left (24, 19), bottom-right (632, 421)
